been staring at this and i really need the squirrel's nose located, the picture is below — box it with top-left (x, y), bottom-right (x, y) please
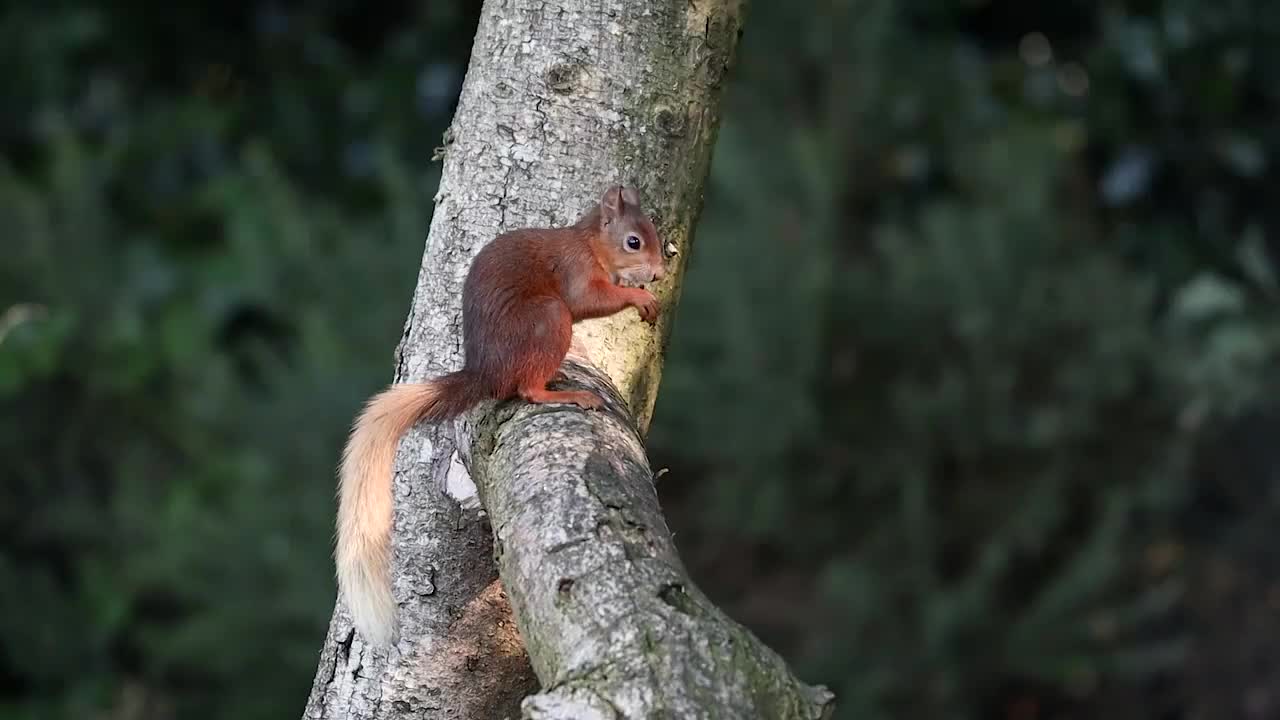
top-left (651, 265), bottom-right (666, 282)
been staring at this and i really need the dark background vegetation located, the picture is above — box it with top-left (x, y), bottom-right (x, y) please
top-left (3, 0), bottom-right (1279, 718)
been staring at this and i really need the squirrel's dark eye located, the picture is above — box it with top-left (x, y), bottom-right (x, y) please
top-left (625, 235), bottom-right (642, 251)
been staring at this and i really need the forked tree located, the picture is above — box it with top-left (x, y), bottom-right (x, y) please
top-left (301, 0), bottom-right (834, 717)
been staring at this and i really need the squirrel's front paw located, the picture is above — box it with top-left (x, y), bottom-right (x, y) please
top-left (632, 289), bottom-right (659, 324)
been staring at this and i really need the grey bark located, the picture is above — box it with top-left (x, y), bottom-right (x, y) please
top-left (467, 355), bottom-right (835, 719)
top-left (302, 0), bottom-right (833, 717)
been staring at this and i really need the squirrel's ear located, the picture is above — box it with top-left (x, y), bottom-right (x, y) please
top-left (600, 185), bottom-right (625, 221)
top-left (620, 186), bottom-right (640, 207)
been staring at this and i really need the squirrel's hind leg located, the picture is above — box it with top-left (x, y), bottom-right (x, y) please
top-left (513, 297), bottom-right (604, 411)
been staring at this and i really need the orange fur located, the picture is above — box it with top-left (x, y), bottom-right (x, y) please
top-left (335, 185), bottom-right (669, 645)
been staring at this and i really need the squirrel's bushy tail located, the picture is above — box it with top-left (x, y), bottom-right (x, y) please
top-left (335, 370), bottom-right (487, 645)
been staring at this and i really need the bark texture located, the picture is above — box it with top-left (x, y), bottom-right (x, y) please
top-left (468, 353), bottom-right (835, 719)
top-left (302, 0), bottom-right (833, 717)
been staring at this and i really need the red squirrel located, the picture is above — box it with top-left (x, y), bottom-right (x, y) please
top-left (336, 185), bottom-right (668, 645)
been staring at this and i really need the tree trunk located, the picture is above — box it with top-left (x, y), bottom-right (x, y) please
top-left (302, 0), bottom-right (833, 717)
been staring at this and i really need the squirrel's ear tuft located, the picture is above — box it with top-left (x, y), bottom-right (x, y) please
top-left (620, 186), bottom-right (641, 207)
top-left (600, 185), bottom-right (625, 221)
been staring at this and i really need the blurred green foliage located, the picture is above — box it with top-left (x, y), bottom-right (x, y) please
top-left (2, 1), bottom-right (1279, 719)
top-left (652, 0), bottom-right (1280, 717)
top-left (0, 3), bottom-right (458, 718)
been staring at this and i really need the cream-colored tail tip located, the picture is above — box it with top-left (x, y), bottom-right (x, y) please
top-left (343, 584), bottom-right (397, 647)
top-left (355, 618), bottom-right (396, 648)
top-left (338, 551), bottom-right (397, 647)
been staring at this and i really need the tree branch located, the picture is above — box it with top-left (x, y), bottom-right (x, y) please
top-left (466, 353), bottom-right (836, 718)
